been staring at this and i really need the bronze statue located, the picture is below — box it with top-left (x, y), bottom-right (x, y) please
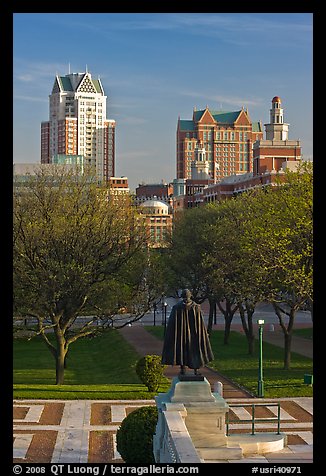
top-left (161, 289), bottom-right (214, 377)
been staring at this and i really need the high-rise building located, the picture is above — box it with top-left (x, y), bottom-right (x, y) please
top-left (41, 70), bottom-right (115, 182)
top-left (176, 107), bottom-right (263, 182)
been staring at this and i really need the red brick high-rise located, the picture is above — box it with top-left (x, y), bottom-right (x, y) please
top-left (176, 107), bottom-right (263, 182)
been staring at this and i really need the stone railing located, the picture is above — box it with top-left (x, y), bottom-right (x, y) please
top-left (153, 402), bottom-right (202, 463)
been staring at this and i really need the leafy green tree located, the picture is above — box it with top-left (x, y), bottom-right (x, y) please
top-left (166, 207), bottom-right (218, 333)
top-left (243, 162), bottom-right (313, 368)
top-left (13, 166), bottom-right (149, 384)
top-left (203, 197), bottom-right (268, 351)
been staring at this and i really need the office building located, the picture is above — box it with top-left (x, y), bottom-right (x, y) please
top-left (41, 70), bottom-right (115, 182)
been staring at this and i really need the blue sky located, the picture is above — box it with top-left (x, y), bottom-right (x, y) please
top-left (13, 12), bottom-right (313, 192)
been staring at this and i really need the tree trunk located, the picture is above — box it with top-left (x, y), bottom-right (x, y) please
top-left (55, 331), bottom-right (67, 385)
top-left (272, 301), bottom-right (296, 370)
top-left (284, 332), bottom-right (292, 370)
top-left (207, 296), bottom-right (214, 336)
top-left (238, 302), bottom-right (255, 355)
top-left (224, 317), bottom-right (232, 344)
top-left (217, 299), bottom-right (238, 345)
top-left (56, 346), bottom-right (66, 385)
top-left (64, 352), bottom-right (68, 369)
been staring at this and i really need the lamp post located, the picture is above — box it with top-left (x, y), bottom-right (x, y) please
top-left (153, 302), bottom-right (157, 326)
top-left (257, 319), bottom-right (265, 398)
top-left (161, 293), bottom-right (165, 325)
top-left (163, 301), bottom-right (168, 336)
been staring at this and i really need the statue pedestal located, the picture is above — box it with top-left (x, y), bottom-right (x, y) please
top-left (154, 376), bottom-right (237, 461)
top-left (154, 376), bottom-right (287, 462)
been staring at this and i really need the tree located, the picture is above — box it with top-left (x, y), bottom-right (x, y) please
top-left (13, 166), bottom-right (149, 384)
top-left (166, 207), bottom-right (218, 334)
top-left (243, 162), bottom-right (313, 368)
top-left (203, 198), bottom-right (266, 350)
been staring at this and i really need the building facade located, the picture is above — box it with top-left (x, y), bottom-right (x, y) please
top-left (176, 107), bottom-right (263, 182)
top-left (139, 199), bottom-right (173, 248)
top-left (41, 71), bottom-right (115, 182)
top-left (135, 182), bottom-right (173, 207)
top-left (174, 96), bottom-right (303, 210)
top-left (253, 96), bottom-right (301, 175)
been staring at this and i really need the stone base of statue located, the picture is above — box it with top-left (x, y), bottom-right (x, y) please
top-left (154, 376), bottom-right (242, 462)
top-left (153, 376), bottom-right (286, 462)
top-left (178, 371), bottom-right (205, 381)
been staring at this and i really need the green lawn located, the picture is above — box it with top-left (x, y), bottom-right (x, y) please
top-left (292, 327), bottom-right (313, 340)
top-left (13, 325), bottom-right (313, 399)
top-left (147, 326), bottom-right (313, 398)
top-left (13, 329), bottom-right (170, 399)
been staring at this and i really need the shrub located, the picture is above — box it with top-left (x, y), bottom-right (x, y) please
top-left (116, 405), bottom-right (158, 464)
top-left (136, 354), bottom-right (166, 392)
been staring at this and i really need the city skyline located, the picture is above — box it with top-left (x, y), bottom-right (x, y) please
top-left (13, 12), bottom-right (313, 191)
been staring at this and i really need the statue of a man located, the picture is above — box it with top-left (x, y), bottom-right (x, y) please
top-left (161, 289), bottom-right (214, 376)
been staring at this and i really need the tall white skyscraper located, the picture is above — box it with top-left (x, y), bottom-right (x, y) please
top-left (41, 70), bottom-right (115, 182)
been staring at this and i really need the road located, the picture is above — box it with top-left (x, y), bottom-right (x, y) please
top-left (135, 298), bottom-right (313, 328)
top-left (15, 299), bottom-right (312, 330)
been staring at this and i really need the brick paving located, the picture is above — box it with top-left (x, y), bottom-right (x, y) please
top-left (13, 398), bottom-right (313, 463)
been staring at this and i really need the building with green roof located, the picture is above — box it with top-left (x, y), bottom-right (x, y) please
top-left (177, 106), bottom-right (263, 182)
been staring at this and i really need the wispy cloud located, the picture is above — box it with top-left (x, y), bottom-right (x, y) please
top-left (14, 95), bottom-right (48, 103)
top-left (180, 89), bottom-right (263, 108)
top-left (14, 59), bottom-right (71, 83)
top-left (35, 13), bottom-right (312, 48)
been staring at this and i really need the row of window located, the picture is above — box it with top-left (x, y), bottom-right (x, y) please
top-left (186, 131), bottom-right (252, 141)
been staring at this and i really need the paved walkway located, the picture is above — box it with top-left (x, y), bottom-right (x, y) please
top-left (13, 398), bottom-right (313, 464)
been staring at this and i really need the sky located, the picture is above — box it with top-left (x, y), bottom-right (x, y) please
top-left (13, 12), bottom-right (313, 192)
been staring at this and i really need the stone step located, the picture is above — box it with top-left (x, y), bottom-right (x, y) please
top-left (227, 433), bottom-right (286, 455)
top-left (197, 444), bottom-right (243, 460)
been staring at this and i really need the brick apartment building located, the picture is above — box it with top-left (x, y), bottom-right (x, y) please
top-left (174, 97), bottom-right (303, 210)
top-left (176, 106), bottom-right (263, 182)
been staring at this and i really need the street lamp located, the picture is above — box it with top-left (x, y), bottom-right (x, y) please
top-left (163, 301), bottom-right (168, 336)
top-left (257, 319), bottom-right (265, 397)
top-left (153, 302), bottom-right (157, 326)
top-left (161, 293), bottom-right (165, 325)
